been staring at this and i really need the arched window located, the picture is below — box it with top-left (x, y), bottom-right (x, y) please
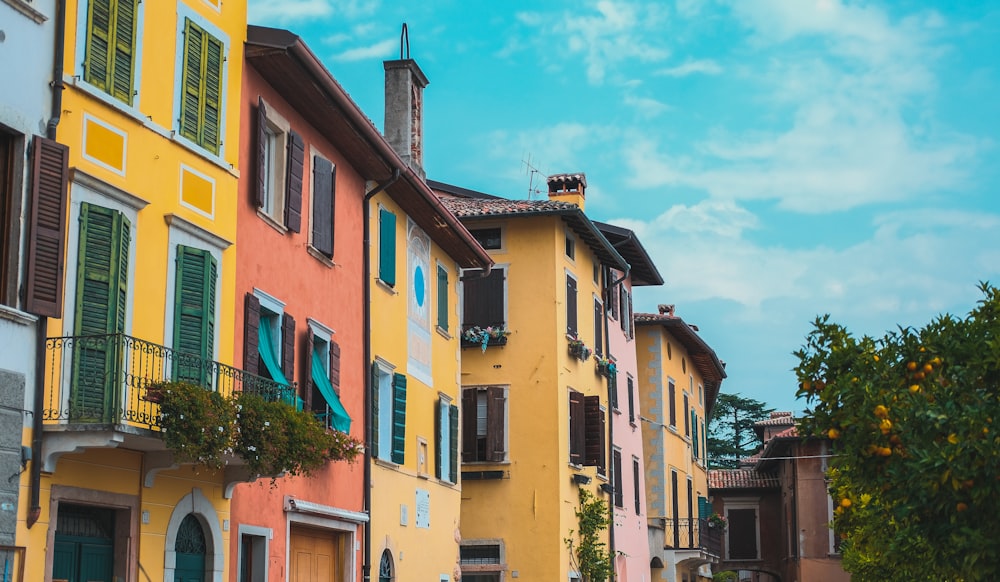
top-left (379, 549), bottom-right (394, 582)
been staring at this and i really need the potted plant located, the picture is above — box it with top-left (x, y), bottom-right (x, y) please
top-left (568, 336), bottom-right (592, 361)
top-left (707, 513), bottom-right (728, 530)
top-left (158, 381), bottom-right (235, 468)
top-left (461, 325), bottom-right (510, 352)
top-left (594, 356), bottom-right (617, 378)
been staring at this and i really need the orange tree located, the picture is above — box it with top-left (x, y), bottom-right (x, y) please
top-left (794, 283), bottom-right (1000, 581)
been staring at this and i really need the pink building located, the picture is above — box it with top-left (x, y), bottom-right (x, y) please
top-left (596, 222), bottom-right (664, 581)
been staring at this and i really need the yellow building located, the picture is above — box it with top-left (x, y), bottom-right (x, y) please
top-left (435, 174), bottom-right (629, 581)
top-left (368, 56), bottom-right (493, 581)
top-left (22, 0), bottom-right (249, 579)
top-left (636, 305), bottom-right (726, 582)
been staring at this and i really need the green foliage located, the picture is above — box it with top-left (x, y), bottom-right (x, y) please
top-left (795, 283), bottom-right (1000, 581)
top-left (565, 488), bottom-right (613, 582)
top-left (158, 381), bottom-right (235, 468)
top-left (713, 571), bottom-right (737, 582)
top-left (157, 381), bottom-right (362, 479)
top-left (708, 393), bottom-right (774, 468)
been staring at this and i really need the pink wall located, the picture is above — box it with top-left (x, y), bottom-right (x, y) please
top-left (228, 62), bottom-right (368, 581)
top-left (607, 276), bottom-right (652, 580)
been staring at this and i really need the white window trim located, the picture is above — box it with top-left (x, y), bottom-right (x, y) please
top-left (459, 263), bottom-right (509, 331)
top-left (467, 223), bottom-right (506, 253)
top-left (73, 0), bottom-right (146, 111)
top-left (251, 288), bottom-right (285, 364)
top-left (724, 499), bottom-right (762, 561)
top-left (564, 229), bottom-right (576, 262)
top-left (438, 393), bottom-right (454, 483)
top-left (463, 384), bottom-right (510, 465)
top-left (373, 357), bottom-right (397, 463)
top-left (257, 103), bottom-right (291, 226)
top-left (237, 524), bottom-right (272, 582)
top-left (171, 4), bottom-right (230, 160)
top-left (435, 260), bottom-right (452, 338)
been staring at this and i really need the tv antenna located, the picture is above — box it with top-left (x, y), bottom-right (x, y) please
top-left (522, 153), bottom-right (545, 200)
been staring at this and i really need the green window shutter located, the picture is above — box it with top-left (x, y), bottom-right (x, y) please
top-left (111, 0), bottom-right (137, 104)
top-left (449, 404), bottom-right (459, 483)
top-left (691, 409), bottom-right (698, 457)
top-left (434, 399), bottom-right (443, 479)
top-left (179, 19), bottom-right (203, 144)
top-left (370, 363), bottom-right (379, 460)
top-left (378, 208), bottom-right (396, 286)
top-left (172, 246), bottom-right (216, 385)
top-left (390, 372), bottom-right (406, 464)
top-left (436, 265), bottom-right (448, 331)
top-left (202, 34), bottom-right (224, 154)
top-left (72, 203), bottom-right (129, 422)
top-left (84, 0), bottom-right (112, 92)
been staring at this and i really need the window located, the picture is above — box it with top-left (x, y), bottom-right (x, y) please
top-left (372, 363), bottom-right (406, 464)
top-left (566, 273), bottom-right (577, 336)
top-left (632, 457), bottom-right (641, 514)
top-left (238, 526), bottom-right (270, 582)
top-left (626, 375), bottom-right (635, 424)
top-left (692, 409), bottom-right (700, 459)
top-left (378, 207), bottom-right (396, 286)
top-left (436, 264), bottom-right (449, 332)
top-left (305, 326), bottom-right (350, 432)
top-left (83, 0), bottom-right (139, 105)
top-left (726, 505), bottom-right (761, 560)
top-left (23, 135), bottom-right (70, 316)
top-left (593, 263), bottom-right (599, 284)
top-left (565, 233), bottom-right (575, 260)
top-left (612, 449), bottom-right (623, 507)
top-left (569, 390), bottom-right (605, 472)
top-left (610, 373), bottom-right (618, 410)
top-left (178, 16), bottom-right (225, 154)
top-left (461, 267), bottom-right (506, 330)
top-left (699, 384), bottom-right (704, 405)
top-left (172, 245), bottom-right (218, 384)
top-left (593, 297), bottom-right (602, 356)
top-left (310, 154), bottom-right (335, 257)
top-left (243, 292), bottom-right (294, 401)
top-left (668, 380), bottom-right (676, 427)
top-left (462, 386), bottom-right (506, 463)
top-left (436, 395), bottom-right (459, 482)
top-left (52, 503), bottom-right (129, 581)
top-left (468, 227), bottom-right (502, 250)
top-left (0, 129), bottom-right (21, 307)
top-left (460, 541), bottom-right (504, 582)
top-left (609, 281), bottom-right (619, 320)
top-left (619, 286), bottom-right (632, 339)
top-left (378, 549), bottom-right (394, 582)
top-left (683, 394), bottom-right (690, 436)
top-left (253, 98), bottom-right (304, 232)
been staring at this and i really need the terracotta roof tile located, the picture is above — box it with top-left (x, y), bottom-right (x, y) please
top-left (439, 196), bottom-right (578, 218)
top-left (709, 468), bottom-right (780, 490)
top-left (755, 413), bottom-right (796, 427)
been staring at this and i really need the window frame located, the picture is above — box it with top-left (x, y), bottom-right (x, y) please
top-left (76, 0), bottom-right (144, 108)
top-left (667, 378), bottom-right (677, 428)
top-left (460, 264), bottom-right (508, 332)
top-left (565, 270), bottom-right (578, 337)
top-left (255, 100), bottom-right (290, 227)
top-left (436, 393), bottom-right (459, 483)
top-left (372, 359), bottom-right (405, 464)
top-left (724, 500), bottom-right (762, 561)
top-left (172, 6), bottom-right (229, 158)
top-left (612, 448), bottom-right (624, 508)
top-left (237, 524), bottom-right (272, 582)
top-left (308, 148), bottom-right (336, 260)
top-left (467, 226), bottom-right (504, 252)
top-left (436, 261), bottom-right (450, 335)
top-left (462, 385), bottom-right (508, 464)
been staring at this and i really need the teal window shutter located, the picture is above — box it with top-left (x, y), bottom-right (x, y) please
top-left (435, 399), bottom-right (443, 480)
top-left (378, 208), bottom-right (396, 286)
top-left (691, 409), bottom-right (698, 457)
top-left (448, 404), bottom-right (459, 483)
top-left (72, 203), bottom-right (130, 421)
top-left (172, 245), bottom-right (216, 385)
top-left (390, 372), bottom-right (406, 464)
top-left (311, 347), bottom-right (351, 433)
top-left (698, 496), bottom-right (711, 519)
top-left (436, 265), bottom-right (448, 331)
top-left (370, 363), bottom-right (380, 460)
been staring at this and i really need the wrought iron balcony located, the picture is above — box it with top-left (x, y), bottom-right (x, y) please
top-left (662, 517), bottom-right (723, 557)
top-left (42, 333), bottom-right (295, 432)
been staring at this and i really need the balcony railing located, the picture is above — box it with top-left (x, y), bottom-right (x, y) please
top-left (663, 517), bottom-right (723, 557)
top-left (42, 333), bottom-right (295, 431)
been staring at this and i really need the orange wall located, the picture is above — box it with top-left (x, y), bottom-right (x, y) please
top-left (228, 63), bottom-right (368, 581)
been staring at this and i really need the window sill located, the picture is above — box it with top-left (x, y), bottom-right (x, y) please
top-left (462, 460), bottom-right (511, 466)
top-left (435, 326), bottom-right (452, 340)
top-left (306, 245), bottom-right (336, 268)
top-left (257, 209), bottom-right (288, 234)
top-left (629, 421), bottom-right (638, 429)
top-left (437, 478), bottom-right (458, 488)
top-left (612, 408), bottom-right (622, 415)
top-left (373, 458), bottom-right (401, 470)
top-left (0, 304), bottom-right (38, 327)
top-left (375, 278), bottom-right (397, 295)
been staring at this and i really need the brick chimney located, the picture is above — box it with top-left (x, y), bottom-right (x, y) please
top-left (384, 58), bottom-right (429, 180)
top-left (546, 173), bottom-right (586, 210)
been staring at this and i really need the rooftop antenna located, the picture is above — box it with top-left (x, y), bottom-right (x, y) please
top-left (522, 153), bottom-right (545, 200)
top-left (400, 23), bottom-right (410, 59)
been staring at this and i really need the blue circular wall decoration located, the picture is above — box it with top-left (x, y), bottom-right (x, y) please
top-left (413, 266), bottom-right (425, 306)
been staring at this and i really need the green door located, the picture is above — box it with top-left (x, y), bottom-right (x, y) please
top-left (175, 513), bottom-right (207, 582)
top-left (52, 504), bottom-right (115, 582)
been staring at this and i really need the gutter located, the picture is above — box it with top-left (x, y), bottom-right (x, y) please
top-left (29, 0), bottom-right (66, 529)
top-left (361, 169), bottom-right (401, 581)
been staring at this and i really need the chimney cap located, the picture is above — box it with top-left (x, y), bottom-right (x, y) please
top-left (547, 173), bottom-right (587, 192)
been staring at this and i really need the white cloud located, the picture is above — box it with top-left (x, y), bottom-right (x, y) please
top-left (623, 94), bottom-right (672, 118)
top-left (655, 59), bottom-right (723, 77)
top-left (486, 123), bottom-right (619, 181)
top-left (331, 38), bottom-right (396, 62)
top-left (248, 0), bottom-right (378, 25)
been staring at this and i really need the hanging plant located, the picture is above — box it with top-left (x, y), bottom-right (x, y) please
top-left (461, 325), bottom-right (510, 352)
top-left (707, 512), bottom-right (728, 530)
top-left (565, 488), bottom-right (613, 582)
top-left (594, 356), bottom-right (617, 378)
top-left (568, 336), bottom-right (592, 361)
top-left (158, 381), bottom-right (235, 468)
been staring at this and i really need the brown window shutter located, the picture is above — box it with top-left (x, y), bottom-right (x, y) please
top-left (243, 293), bottom-right (260, 375)
top-left (302, 328), bottom-right (313, 410)
top-left (610, 281), bottom-right (619, 320)
top-left (613, 450), bottom-right (624, 507)
top-left (569, 390), bottom-right (585, 465)
top-left (486, 385), bottom-right (505, 462)
top-left (329, 340), bottom-right (341, 395)
top-left (281, 312), bottom-right (295, 383)
top-left (255, 97), bottom-right (266, 209)
top-left (593, 297), bottom-right (603, 356)
top-left (584, 395), bottom-right (604, 469)
top-left (462, 268), bottom-right (505, 329)
top-left (627, 290), bottom-right (634, 339)
top-left (284, 130), bottom-right (304, 232)
top-left (311, 155), bottom-right (334, 257)
top-left (566, 275), bottom-right (577, 336)
top-left (25, 136), bottom-right (69, 317)
top-left (461, 388), bottom-right (476, 462)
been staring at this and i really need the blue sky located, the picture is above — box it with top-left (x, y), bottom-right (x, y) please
top-left (248, 0), bottom-right (1000, 414)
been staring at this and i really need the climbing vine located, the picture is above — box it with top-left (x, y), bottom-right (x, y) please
top-left (565, 488), bottom-right (613, 582)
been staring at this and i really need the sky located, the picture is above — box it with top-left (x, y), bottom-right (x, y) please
top-left (247, 0), bottom-right (1000, 415)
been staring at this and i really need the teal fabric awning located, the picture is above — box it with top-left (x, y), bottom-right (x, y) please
top-left (312, 348), bottom-right (351, 433)
top-left (258, 321), bottom-right (289, 386)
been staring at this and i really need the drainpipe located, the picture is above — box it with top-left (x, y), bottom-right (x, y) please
top-left (361, 169), bottom-right (400, 581)
top-left (28, 0), bottom-right (67, 529)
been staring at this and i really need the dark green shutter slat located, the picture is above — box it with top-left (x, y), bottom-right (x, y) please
top-left (111, 0), bottom-right (137, 104)
top-left (173, 246), bottom-right (214, 385)
top-left (370, 363), bottom-right (379, 460)
top-left (436, 265), bottom-right (448, 331)
top-left (449, 404), bottom-right (459, 483)
top-left (311, 156), bottom-right (334, 256)
top-left (391, 373), bottom-right (406, 464)
top-left (378, 208), bottom-right (396, 286)
top-left (179, 19), bottom-right (203, 143)
top-left (202, 35), bottom-right (224, 153)
top-left (84, 0), bottom-right (112, 91)
top-left (434, 398), bottom-right (443, 479)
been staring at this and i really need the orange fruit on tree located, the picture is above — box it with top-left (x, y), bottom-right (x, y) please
top-left (840, 498), bottom-right (852, 508)
top-left (874, 405), bottom-right (889, 419)
top-left (879, 447), bottom-right (892, 457)
top-left (923, 363), bottom-right (934, 374)
top-left (828, 428), bottom-right (841, 440)
top-left (957, 502), bottom-right (968, 512)
top-left (907, 361), bottom-right (918, 371)
top-left (909, 384), bottom-right (921, 394)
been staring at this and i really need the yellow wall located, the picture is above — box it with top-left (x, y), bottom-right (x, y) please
top-left (369, 192), bottom-right (465, 580)
top-left (459, 215), bottom-right (610, 580)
